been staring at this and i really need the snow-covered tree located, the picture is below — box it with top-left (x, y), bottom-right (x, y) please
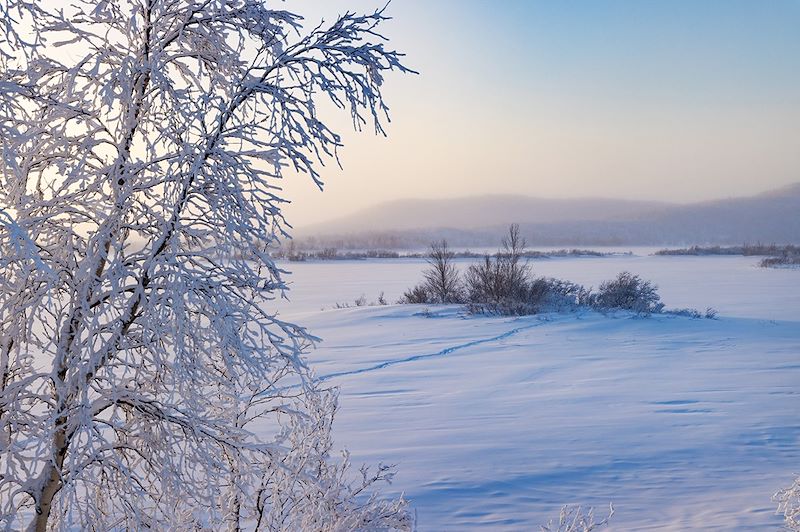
top-left (0, 1), bottom-right (412, 529)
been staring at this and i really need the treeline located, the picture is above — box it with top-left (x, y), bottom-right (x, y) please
top-left (655, 244), bottom-right (800, 270)
top-left (276, 247), bottom-right (402, 261)
top-left (272, 244), bottom-right (625, 262)
top-left (401, 225), bottom-right (680, 317)
top-left (655, 244), bottom-right (800, 256)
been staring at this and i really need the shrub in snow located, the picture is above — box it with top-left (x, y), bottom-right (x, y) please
top-left (403, 228), bottom-right (669, 318)
top-left (591, 272), bottom-right (665, 315)
top-left (540, 504), bottom-right (613, 532)
top-left (528, 277), bottom-right (593, 312)
top-left (775, 475), bottom-right (800, 530)
top-left (400, 284), bottom-right (431, 304)
top-left (760, 255), bottom-right (800, 268)
top-left (664, 307), bottom-right (719, 319)
top-left (467, 276), bottom-right (588, 316)
top-left (334, 294), bottom-right (389, 309)
top-left (464, 255), bottom-right (503, 305)
top-left (464, 269), bottom-right (667, 317)
top-left (465, 224), bottom-right (531, 308)
top-left (254, 392), bottom-right (411, 531)
top-left (422, 240), bottom-right (464, 303)
top-left (400, 240), bottom-right (462, 304)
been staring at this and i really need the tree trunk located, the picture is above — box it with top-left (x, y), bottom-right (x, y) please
top-left (27, 425), bottom-right (68, 532)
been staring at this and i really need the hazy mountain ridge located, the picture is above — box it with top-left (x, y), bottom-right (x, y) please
top-left (294, 184), bottom-right (800, 247)
top-left (300, 195), bottom-right (674, 234)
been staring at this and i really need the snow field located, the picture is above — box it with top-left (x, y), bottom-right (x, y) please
top-left (273, 253), bottom-right (800, 530)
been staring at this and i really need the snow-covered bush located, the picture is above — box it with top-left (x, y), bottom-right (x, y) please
top-left (463, 269), bottom-right (666, 317)
top-left (775, 475), bottom-right (800, 530)
top-left (466, 276), bottom-right (587, 316)
top-left (253, 391), bottom-right (411, 531)
top-left (528, 277), bottom-right (592, 312)
top-left (540, 504), bottom-right (613, 532)
top-left (591, 272), bottom-right (665, 315)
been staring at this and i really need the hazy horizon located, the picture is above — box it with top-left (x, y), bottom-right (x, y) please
top-left (279, 0), bottom-right (800, 227)
top-left (295, 181), bottom-right (800, 229)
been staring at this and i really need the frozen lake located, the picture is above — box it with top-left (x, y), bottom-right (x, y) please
top-left (270, 250), bottom-right (800, 530)
top-left (277, 250), bottom-right (800, 321)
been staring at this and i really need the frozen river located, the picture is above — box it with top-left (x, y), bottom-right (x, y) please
top-left (276, 250), bottom-right (800, 321)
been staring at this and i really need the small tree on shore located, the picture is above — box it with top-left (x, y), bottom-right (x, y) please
top-left (465, 223), bottom-right (531, 305)
top-left (499, 223), bottom-right (530, 297)
top-left (422, 240), bottom-right (463, 303)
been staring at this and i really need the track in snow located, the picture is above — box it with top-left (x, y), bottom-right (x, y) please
top-left (315, 316), bottom-right (553, 383)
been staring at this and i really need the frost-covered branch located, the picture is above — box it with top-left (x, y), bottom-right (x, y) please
top-left (0, 1), bottom-right (412, 529)
top-left (776, 475), bottom-right (800, 531)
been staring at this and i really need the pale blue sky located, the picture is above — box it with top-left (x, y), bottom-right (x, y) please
top-left (280, 1), bottom-right (800, 226)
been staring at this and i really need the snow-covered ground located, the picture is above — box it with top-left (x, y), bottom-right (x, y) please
top-left (275, 252), bottom-right (800, 530)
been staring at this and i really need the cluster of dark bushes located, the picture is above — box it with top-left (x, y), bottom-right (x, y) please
top-left (656, 244), bottom-right (800, 257)
top-left (401, 225), bottom-right (666, 316)
top-left (760, 255), bottom-right (800, 268)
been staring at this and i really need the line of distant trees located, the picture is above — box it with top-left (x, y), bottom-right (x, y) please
top-left (656, 244), bottom-right (800, 269)
top-left (271, 241), bottom-right (622, 262)
top-left (655, 244), bottom-right (800, 257)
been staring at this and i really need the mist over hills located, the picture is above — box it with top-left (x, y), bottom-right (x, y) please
top-left (293, 184), bottom-right (800, 248)
top-left (300, 195), bottom-right (673, 233)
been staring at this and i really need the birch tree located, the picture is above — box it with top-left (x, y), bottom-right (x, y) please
top-left (0, 1), bottom-right (412, 529)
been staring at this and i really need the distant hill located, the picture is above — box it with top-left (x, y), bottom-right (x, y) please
top-left (293, 184), bottom-right (800, 248)
top-left (298, 195), bottom-right (672, 234)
